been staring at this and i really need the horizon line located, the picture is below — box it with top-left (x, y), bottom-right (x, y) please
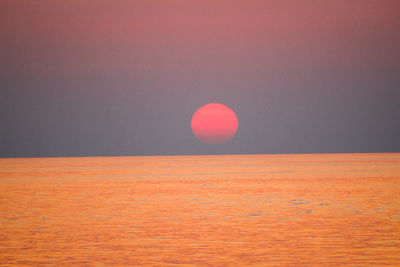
top-left (1, 151), bottom-right (399, 160)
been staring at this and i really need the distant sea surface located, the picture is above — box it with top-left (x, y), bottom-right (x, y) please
top-left (1, 153), bottom-right (399, 266)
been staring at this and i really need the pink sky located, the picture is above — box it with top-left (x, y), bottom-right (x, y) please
top-left (1, 1), bottom-right (399, 156)
top-left (2, 1), bottom-right (399, 76)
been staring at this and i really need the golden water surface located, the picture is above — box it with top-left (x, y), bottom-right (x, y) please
top-left (1, 153), bottom-right (400, 266)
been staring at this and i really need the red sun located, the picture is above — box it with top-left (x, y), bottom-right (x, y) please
top-left (191, 103), bottom-right (238, 144)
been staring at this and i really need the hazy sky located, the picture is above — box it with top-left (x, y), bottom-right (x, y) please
top-left (1, 0), bottom-right (399, 157)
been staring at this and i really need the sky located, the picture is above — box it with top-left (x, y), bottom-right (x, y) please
top-left (1, 0), bottom-right (399, 157)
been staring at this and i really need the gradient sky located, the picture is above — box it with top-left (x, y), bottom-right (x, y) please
top-left (1, 0), bottom-right (399, 157)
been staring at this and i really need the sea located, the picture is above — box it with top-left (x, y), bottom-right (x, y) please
top-left (1, 153), bottom-right (399, 266)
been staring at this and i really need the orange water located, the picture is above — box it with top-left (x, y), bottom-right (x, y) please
top-left (1, 153), bottom-right (399, 266)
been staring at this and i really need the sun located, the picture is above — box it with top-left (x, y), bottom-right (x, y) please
top-left (191, 103), bottom-right (238, 144)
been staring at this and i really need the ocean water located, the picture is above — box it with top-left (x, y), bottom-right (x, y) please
top-left (1, 153), bottom-right (399, 266)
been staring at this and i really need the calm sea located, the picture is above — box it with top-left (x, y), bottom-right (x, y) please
top-left (1, 153), bottom-right (399, 266)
